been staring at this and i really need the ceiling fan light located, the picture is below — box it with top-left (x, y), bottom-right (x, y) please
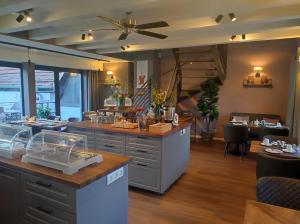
top-left (229, 35), bottom-right (236, 41)
top-left (229, 13), bottom-right (236, 22)
top-left (16, 14), bottom-right (24, 23)
top-left (24, 11), bottom-right (32, 22)
top-left (81, 33), bottom-right (86, 40)
top-left (215, 14), bottom-right (223, 23)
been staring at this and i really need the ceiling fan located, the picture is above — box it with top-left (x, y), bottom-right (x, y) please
top-left (97, 12), bottom-right (169, 40)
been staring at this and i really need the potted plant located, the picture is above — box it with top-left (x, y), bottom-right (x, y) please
top-left (37, 105), bottom-right (52, 119)
top-left (151, 88), bottom-right (166, 120)
top-left (197, 77), bottom-right (222, 142)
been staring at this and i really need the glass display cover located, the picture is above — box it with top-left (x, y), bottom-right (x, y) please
top-left (22, 130), bottom-right (102, 175)
top-left (0, 123), bottom-right (32, 159)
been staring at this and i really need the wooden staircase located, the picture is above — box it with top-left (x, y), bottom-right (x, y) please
top-left (165, 45), bottom-right (227, 106)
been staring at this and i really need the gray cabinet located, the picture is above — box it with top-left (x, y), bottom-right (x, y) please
top-left (0, 166), bottom-right (20, 224)
top-left (67, 125), bottom-right (190, 194)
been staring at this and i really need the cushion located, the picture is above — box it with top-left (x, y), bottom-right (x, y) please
top-left (263, 117), bottom-right (279, 124)
top-left (233, 116), bottom-right (250, 122)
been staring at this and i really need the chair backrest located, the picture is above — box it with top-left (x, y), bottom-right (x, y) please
top-left (256, 176), bottom-right (300, 210)
top-left (68, 117), bottom-right (81, 122)
top-left (256, 153), bottom-right (300, 179)
top-left (263, 135), bottom-right (298, 144)
top-left (258, 127), bottom-right (289, 141)
top-left (224, 124), bottom-right (248, 144)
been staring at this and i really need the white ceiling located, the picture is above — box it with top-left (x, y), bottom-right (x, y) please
top-left (0, 0), bottom-right (300, 57)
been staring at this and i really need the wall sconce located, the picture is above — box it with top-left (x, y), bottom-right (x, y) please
top-left (253, 66), bottom-right (263, 78)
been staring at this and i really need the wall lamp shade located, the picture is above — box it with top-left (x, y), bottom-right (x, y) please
top-left (215, 14), bottom-right (223, 23)
top-left (107, 71), bottom-right (113, 75)
top-left (229, 13), bottom-right (236, 22)
top-left (16, 14), bottom-right (24, 23)
top-left (253, 66), bottom-right (263, 78)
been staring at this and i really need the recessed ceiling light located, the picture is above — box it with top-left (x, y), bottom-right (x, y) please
top-left (229, 35), bottom-right (236, 41)
top-left (215, 14), bottom-right (223, 23)
top-left (229, 13), bottom-right (236, 22)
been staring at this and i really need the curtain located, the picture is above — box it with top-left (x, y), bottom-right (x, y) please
top-left (287, 52), bottom-right (300, 139)
top-left (87, 70), bottom-right (102, 111)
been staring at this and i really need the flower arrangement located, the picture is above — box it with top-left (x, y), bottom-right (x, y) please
top-left (111, 85), bottom-right (128, 107)
top-left (151, 88), bottom-right (166, 117)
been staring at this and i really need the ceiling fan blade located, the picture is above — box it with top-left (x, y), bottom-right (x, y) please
top-left (81, 28), bottom-right (119, 32)
top-left (135, 21), bottom-right (169, 29)
top-left (118, 32), bottom-right (128, 40)
top-left (135, 30), bottom-right (168, 39)
top-left (97, 15), bottom-right (123, 29)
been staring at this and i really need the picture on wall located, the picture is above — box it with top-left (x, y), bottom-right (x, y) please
top-left (136, 60), bottom-right (148, 88)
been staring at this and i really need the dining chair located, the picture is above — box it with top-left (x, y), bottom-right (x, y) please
top-left (224, 124), bottom-right (249, 159)
top-left (263, 135), bottom-right (298, 145)
top-left (68, 117), bottom-right (81, 122)
top-left (256, 153), bottom-right (300, 179)
top-left (256, 176), bottom-right (300, 210)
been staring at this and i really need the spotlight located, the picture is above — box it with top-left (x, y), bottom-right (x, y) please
top-left (215, 14), bottom-right (223, 23)
top-left (127, 45), bottom-right (130, 49)
top-left (16, 14), bottom-right (24, 23)
top-left (242, 34), bottom-right (246, 40)
top-left (120, 46), bottom-right (126, 51)
top-left (88, 33), bottom-right (93, 40)
top-left (81, 33), bottom-right (86, 40)
top-left (24, 11), bottom-right (32, 22)
top-left (229, 13), bottom-right (236, 22)
top-left (229, 35), bottom-right (236, 41)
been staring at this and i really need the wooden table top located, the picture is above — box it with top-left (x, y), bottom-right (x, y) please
top-left (244, 200), bottom-right (300, 224)
top-left (68, 120), bottom-right (191, 137)
top-left (0, 150), bottom-right (130, 188)
top-left (250, 140), bottom-right (300, 158)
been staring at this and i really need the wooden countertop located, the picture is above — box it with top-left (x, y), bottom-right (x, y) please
top-left (0, 151), bottom-right (130, 189)
top-left (244, 200), bottom-right (300, 224)
top-left (68, 119), bottom-right (192, 137)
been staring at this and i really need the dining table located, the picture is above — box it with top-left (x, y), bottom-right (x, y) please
top-left (250, 140), bottom-right (300, 159)
top-left (244, 200), bottom-right (300, 224)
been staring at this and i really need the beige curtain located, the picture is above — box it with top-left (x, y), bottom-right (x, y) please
top-left (287, 51), bottom-right (300, 139)
top-left (87, 70), bottom-right (102, 111)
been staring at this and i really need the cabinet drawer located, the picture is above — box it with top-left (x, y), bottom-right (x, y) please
top-left (96, 143), bottom-right (125, 155)
top-left (23, 198), bottom-right (75, 224)
top-left (129, 159), bottom-right (160, 191)
top-left (127, 146), bottom-right (160, 161)
top-left (22, 174), bottom-right (75, 213)
top-left (127, 135), bottom-right (161, 150)
top-left (95, 131), bottom-right (125, 144)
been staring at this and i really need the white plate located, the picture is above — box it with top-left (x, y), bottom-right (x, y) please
top-left (264, 148), bottom-right (283, 154)
top-left (282, 148), bottom-right (297, 154)
top-left (260, 142), bottom-right (272, 147)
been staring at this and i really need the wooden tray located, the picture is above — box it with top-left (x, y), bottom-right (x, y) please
top-left (149, 123), bottom-right (172, 133)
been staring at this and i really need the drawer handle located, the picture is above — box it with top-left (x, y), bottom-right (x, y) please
top-left (104, 132), bottom-right (113, 135)
top-left (137, 136), bottom-right (147, 139)
top-left (104, 144), bottom-right (115, 148)
top-left (136, 163), bottom-right (148, 167)
top-left (36, 206), bottom-right (53, 215)
top-left (36, 180), bottom-right (52, 188)
top-left (136, 149), bottom-right (148, 153)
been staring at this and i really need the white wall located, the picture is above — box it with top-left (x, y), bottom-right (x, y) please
top-left (0, 44), bottom-right (103, 71)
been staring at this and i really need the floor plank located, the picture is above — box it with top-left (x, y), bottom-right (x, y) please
top-left (128, 141), bottom-right (256, 224)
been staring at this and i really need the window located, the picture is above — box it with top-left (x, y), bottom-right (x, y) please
top-left (59, 72), bottom-right (82, 120)
top-left (0, 66), bottom-right (23, 121)
top-left (35, 70), bottom-right (56, 116)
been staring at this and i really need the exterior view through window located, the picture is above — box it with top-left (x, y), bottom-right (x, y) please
top-left (35, 70), bottom-right (56, 117)
top-left (0, 66), bottom-right (23, 122)
top-left (59, 72), bottom-right (82, 120)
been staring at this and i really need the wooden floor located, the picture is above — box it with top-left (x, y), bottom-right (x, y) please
top-left (128, 141), bottom-right (256, 224)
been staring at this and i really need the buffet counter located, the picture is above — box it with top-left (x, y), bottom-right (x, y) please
top-left (0, 151), bottom-right (130, 224)
top-left (67, 119), bottom-right (191, 194)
